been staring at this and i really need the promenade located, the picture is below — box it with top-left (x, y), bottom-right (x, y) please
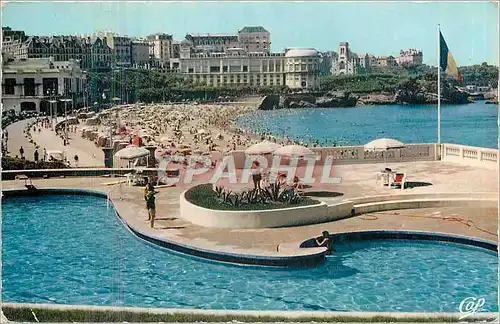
top-left (5, 118), bottom-right (104, 167)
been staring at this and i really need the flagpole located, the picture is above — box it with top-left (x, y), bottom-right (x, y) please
top-left (437, 24), bottom-right (441, 145)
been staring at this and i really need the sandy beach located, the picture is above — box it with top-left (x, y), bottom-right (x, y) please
top-left (6, 100), bottom-right (293, 168)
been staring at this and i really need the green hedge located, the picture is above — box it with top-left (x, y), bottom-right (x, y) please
top-left (185, 183), bottom-right (320, 211)
top-left (2, 156), bottom-right (68, 170)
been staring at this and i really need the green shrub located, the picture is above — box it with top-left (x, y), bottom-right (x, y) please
top-left (1, 156), bottom-right (68, 170)
top-left (185, 183), bottom-right (320, 211)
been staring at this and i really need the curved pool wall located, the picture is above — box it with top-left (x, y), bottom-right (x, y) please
top-left (300, 230), bottom-right (498, 252)
top-left (4, 189), bottom-right (498, 267)
top-left (3, 189), bottom-right (326, 267)
top-left (3, 191), bottom-right (498, 312)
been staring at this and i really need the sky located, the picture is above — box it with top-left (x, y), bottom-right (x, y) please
top-left (1, 1), bottom-right (499, 66)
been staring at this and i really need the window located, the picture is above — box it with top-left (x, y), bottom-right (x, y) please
top-left (223, 66), bottom-right (228, 73)
top-left (242, 65), bottom-right (248, 72)
top-left (4, 78), bottom-right (16, 95)
top-left (23, 78), bottom-right (36, 96)
top-left (188, 68), bottom-right (194, 73)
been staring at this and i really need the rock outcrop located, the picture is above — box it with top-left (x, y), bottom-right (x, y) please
top-left (257, 95), bottom-right (280, 110)
top-left (358, 93), bottom-right (396, 105)
top-left (315, 91), bottom-right (358, 107)
top-left (279, 94), bottom-right (316, 108)
top-left (288, 100), bottom-right (316, 108)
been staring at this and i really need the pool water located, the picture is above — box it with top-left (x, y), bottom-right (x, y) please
top-left (2, 194), bottom-right (498, 312)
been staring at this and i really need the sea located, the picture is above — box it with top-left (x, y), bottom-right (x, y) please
top-left (236, 101), bottom-right (499, 149)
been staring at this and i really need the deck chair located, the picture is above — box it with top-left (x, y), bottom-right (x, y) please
top-left (392, 172), bottom-right (406, 190)
top-left (16, 174), bottom-right (36, 190)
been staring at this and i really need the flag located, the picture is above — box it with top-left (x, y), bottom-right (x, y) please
top-left (439, 31), bottom-right (462, 84)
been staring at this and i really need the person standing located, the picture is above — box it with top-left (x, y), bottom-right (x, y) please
top-left (146, 183), bottom-right (158, 229)
top-left (250, 161), bottom-right (262, 191)
top-left (43, 148), bottom-right (47, 162)
top-left (143, 178), bottom-right (150, 219)
top-left (34, 150), bottom-right (39, 163)
top-left (19, 146), bottom-right (24, 159)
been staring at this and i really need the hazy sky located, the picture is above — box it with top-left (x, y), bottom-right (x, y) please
top-left (2, 1), bottom-right (499, 65)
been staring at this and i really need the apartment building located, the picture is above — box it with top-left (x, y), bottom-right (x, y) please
top-left (131, 39), bottom-right (151, 67)
top-left (20, 36), bottom-right (112, 70)
top-left (237, 26), bottom-right (270, 54)
top-left (92, 32), bottom-right (132, 67)
top-left (147, 33), bottom-right (173, 69)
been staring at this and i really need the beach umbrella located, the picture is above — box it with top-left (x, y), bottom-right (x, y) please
top-left (115, 146), bottom-right (150, 159)
top-left (273, 145), bottom-right (314, 157)
top-left (160, 136), bottom-right (173, 143)
top-left (364, 138), bottom-right (405, 151)
top-left (364, 138), bottom-right (405, 164)
top-left (245, 141), bottom-right (281, 155)
top-left (180, 148), bottom-right (192, 155)
top-left (198, 129), bottom-right (206, 134)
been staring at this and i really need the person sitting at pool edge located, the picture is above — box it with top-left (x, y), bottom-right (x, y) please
top-left (315, 231), bottom-right (333, 255)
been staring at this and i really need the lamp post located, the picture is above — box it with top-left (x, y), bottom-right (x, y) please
top-left (46, 89), bottom-right (56, 130)
top-left (60, 98), bottom-right (72, 146)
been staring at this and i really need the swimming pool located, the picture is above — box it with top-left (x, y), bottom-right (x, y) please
top-left (2, 194), bottom-right (498, 312)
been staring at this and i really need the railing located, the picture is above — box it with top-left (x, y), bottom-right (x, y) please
top-left (228, 143), bottom-right (438, 169)
top-left (441, 143), bottom-right (498, 169)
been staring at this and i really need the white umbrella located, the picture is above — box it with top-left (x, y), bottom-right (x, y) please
top-left (114, 146), bottom-right (150, 159)
top-left (273, 145), bottom-right (314, 157)
top-left (198, 129), bottom-right (206, 134)
top-left (245, 141), bottom-right (281, 155)
top-left (364, 138), bottom-right (405, 151)
top-left (160, 136), bottom-right (173, 142)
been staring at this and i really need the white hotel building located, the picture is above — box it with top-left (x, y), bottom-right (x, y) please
top-left (2, 58), bottom-right (86, 113)
top-left (179, 48), bottom-right (320, 89)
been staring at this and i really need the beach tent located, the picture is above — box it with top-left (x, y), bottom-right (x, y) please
top-left (245, 141), bottom-right (281, 155)
top-left (115, 146), bottom-right (150, 160)
top-left (273, 145), bottom-right (315, 157)
top-left (47, 150), bottom-right (64, 161)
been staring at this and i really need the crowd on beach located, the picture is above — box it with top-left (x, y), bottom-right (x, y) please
top-left (7, 102), bottom-right (325, 169)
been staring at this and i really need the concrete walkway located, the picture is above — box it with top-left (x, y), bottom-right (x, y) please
top-left (6, 118), bottom-right (104, 167)
top-left (2, 160), bottom-right (497, 261)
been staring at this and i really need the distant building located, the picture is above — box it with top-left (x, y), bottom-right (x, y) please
top-left (2, 58), bottom-right (87, 113)
top-left (185, 33), bottom-right (239, 54)
top-left (395, 48), bottom-right (423, 66)
top-left (2, 27), bottom-right (28, 60)
top-left (131, 39), bottom-right (151, 68)
top-left (284, 48), bottom-right (320, 89)
top-left (332, 42), bottom-right (368, 75)
top-left (376, 55), bottom-right (397, 67)
top-left (237, 26), bottom-right (270, 54)
top-left (179, 48), bottom-right (320, 90)
top-left (17, 36), bottom-right (112, 70)
top-left (92, 31), bottom-right (132, 67)
top-left (146, 33), bottom-right (173, 69)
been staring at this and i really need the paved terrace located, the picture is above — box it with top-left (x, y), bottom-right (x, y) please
top-left (3, 160), bottom-right (497, 261)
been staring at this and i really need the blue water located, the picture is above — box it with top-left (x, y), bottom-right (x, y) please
top-left (237, 102), bottom-right (498, 148)
top-left (2, 195), bottom-right (498, 312)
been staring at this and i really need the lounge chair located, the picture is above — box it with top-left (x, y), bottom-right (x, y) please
top-left (392, 172), bottom-right (406, 189)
